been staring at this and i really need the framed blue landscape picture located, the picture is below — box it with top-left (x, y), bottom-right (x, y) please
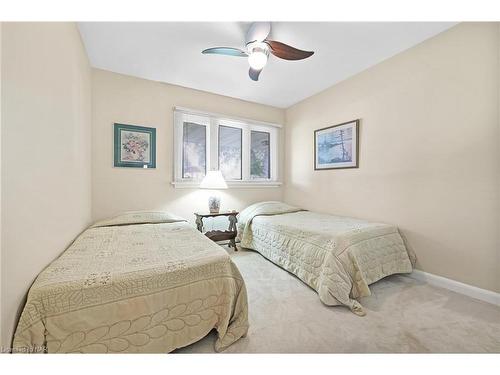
top-left (314, 119), bottom-right (359, 170)
top-left (114, 123), bottom-right (156, 168)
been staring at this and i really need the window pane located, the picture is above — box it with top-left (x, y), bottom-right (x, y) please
top-left (250, 131), bottom-right (270, 179)
top-left (182, 122), bottom-right (206, 179)
top-left (218, 125), bottom-right (242, 180)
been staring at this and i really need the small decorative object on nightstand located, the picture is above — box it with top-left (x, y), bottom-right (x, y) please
top-left (199, 170), bottom-right (228, 213)
top-left (194, 211), bottom-right (239, 250)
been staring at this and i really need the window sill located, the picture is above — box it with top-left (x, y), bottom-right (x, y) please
top-left (171, 180), bottom-right (282, 189)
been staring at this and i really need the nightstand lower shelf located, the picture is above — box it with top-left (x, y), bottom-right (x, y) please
top-left (204, 230), bottom-right (237, 248)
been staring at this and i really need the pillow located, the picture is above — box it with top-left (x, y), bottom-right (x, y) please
top-left (90, 211), bottom-right (186, 228)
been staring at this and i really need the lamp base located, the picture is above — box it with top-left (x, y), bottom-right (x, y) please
top-left (208, 195), bottom-right (221, 213)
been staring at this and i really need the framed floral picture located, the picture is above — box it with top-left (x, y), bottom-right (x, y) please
top-left (314, 119), bottom-right (359, 170)
top-left (114, 123), bottom-right (156, 168)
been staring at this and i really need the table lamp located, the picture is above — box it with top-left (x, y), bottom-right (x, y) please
top-left (199, 170), bottom-right (228, 213)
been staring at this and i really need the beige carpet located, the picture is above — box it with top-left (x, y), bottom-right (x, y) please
top-left (176, 247), bottom-right (500, 353)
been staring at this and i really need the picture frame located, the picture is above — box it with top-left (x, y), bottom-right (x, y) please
top-left (314, 119), bottom-right (359, 170)
top-left (114, 123), bottom-right (156, 168)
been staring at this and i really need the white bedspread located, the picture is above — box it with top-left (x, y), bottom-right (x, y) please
top-left (13, 211), bottom-right (249, 353)
top-left (238, 202), bottom-right (414, 315)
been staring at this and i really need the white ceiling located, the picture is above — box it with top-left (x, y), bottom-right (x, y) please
top-left (78, 22), bottom-right (456, 108)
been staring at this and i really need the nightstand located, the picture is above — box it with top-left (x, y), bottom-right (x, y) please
top-left (194, 211), bottom-right (239, 250)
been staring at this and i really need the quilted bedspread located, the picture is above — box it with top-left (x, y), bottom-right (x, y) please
top-left (238, 202), bottom-right (414, 316)
top-left (13, 212), bottom-right (248, 353)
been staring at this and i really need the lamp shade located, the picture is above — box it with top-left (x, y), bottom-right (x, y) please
top-left (199, 170), bottom-right (228, 189)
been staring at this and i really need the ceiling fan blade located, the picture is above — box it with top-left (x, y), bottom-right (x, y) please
top-left (249, 67), bottom-right (262, 81)
top-left (246, 22), bottom-right (271, 44)
top-left (266, 40), bottom-right (314, 60)
top-left (202, 47), bottom-right (248, 57)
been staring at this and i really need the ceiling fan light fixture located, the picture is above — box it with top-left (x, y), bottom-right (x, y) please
top-left (248, 50), bottom-right (268, 70)
top-left (247, 42), bottom-right (269, 70)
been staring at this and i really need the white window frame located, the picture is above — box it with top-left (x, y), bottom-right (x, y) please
top-left (172, 107), bottom-right (282, 188)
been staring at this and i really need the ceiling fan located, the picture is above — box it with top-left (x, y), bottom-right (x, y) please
top-left (202, 22), bottom-right (314, 81)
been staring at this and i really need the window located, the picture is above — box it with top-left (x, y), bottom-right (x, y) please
top-left (173, 108), bottom-right (280, 187)
top-left (250, 130), bottom-right (270, 179)
top-left (182, 122), bottom-right (206, 179)
top-left (218, 125), bottom-right (242, 180)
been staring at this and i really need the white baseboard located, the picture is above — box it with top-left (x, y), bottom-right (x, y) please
top-left (407, 269), bottom-right (500, 307)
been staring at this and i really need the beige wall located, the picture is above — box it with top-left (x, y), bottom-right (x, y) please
top-left (0, 23), bottom-right (92, 348)
top-left (91, 69), bottom-right (285, 223)
top-left (284, 23), bottom-right (500, 293)
top-left (0, 21), bottom-right (3, 346)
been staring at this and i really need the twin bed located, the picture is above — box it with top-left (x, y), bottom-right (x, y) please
top-left (13, 202), bottom-right (414, 353)
top-left (237, 202), bottom-right (415, 316)
top-left (13, 212), bottom-right (248, 353)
